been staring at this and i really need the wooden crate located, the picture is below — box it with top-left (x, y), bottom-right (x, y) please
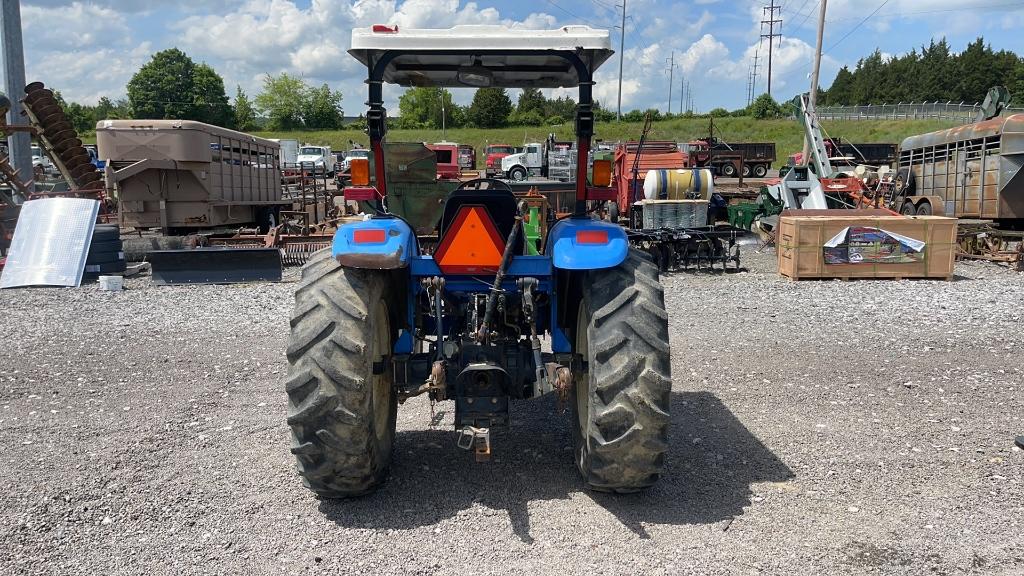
top-left (777, 214), bottom-right (958, 280)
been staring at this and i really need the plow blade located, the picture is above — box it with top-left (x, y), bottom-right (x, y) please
top-left (149, 248), bottom-right (282, 285)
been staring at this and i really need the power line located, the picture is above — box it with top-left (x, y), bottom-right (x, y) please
top-left (778, 0), bottom-right (891, 83)
top-left (544, 0), bottom-right (611, 29)
top-left (822, 0), bottom-right (890, 54)
top-left (792, 0), bottom-right (819, 30)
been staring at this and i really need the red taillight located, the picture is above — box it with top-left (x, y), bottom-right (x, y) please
top-left (353, 229), bottom-right (387, 244)
top-left (576, 230), bottom-right (609, 245)
top-left (372, 24), bottom-right (398, 33)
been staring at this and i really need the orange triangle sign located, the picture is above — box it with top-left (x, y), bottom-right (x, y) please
top-left (435, 206), bottom-right (506, 274)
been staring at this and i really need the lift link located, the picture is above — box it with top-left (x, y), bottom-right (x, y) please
top-left (410, 278), bottom-right (447, 419)
top-left (517, 277), bottom-right (548, 394)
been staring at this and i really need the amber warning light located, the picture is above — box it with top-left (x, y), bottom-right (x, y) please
top-left (349, 158), bottom-right (370, 186)
top-left (434, 205), bottom-right (506, 275)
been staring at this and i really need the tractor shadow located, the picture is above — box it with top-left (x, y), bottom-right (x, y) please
top-left (318, 391), bottom-right (792, 542)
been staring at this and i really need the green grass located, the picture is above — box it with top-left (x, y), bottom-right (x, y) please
top-left (256, 117), bottom-right (958, 168)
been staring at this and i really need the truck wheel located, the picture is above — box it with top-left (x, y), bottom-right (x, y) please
top-left (509, 167), bottom-right (528, 181)
top-left (742, 164), bottom-right (751, 178)
top-left (720, 163), bottom-right (737, 178)
top-left (916, 202), bottom-right (932, 216)
top-left (284, 249), bottom-right (398, 498)
top-left (901, 201), bottom-right (916, 216)
top-left (753, 164), bottom-right (768, 178)
top-left (573, 249), bottom-right (671, 492)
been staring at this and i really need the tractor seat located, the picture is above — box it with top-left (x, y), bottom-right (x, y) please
top-left (438, 186), bottom-right (525, 255)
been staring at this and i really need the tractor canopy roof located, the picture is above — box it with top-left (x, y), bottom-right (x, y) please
top-left (349, 25), bottom-right (613, 88)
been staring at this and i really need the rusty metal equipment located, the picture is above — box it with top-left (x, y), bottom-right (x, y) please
top-left (956, 220), bottom-right (1024, 269)
top-left (20, 82), bottom-right (103, 194)
top-left (207, 210), bottom-right (336, 266)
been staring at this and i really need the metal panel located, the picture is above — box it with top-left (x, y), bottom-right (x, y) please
top-left (0, 198), bottom-right (99, 288)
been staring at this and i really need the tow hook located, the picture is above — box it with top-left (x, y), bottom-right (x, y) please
top-left (457, 426), bottom-right (492, 462)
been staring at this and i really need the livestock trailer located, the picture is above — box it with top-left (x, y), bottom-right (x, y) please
top-left (97, 119), bottom-right (288, 232)
top-left (894, 114), bottom-right (1024, 220)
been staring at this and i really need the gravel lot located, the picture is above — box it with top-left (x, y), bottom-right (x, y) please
top-left (1, 248), bottom-right (1022, 575)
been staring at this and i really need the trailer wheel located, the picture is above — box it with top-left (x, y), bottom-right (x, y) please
top-left (741, 164), bottom-right (751, 178)
top-left (753, 164), bottom-right (768, 178)
top-left (509, 166), bottom-right (528, 181)
top-left (605, 201), bottom-right (619, 223)
top-left (284, 249), bottom-right (398, 498)
top-left (572, 249), bottom-right (671, 492)
top-left (720, 163), bottom-right (737, 178)
top-left (916, 202), bottom-right (932, 216)
top-left (901, 201), bottom-right (916, 216)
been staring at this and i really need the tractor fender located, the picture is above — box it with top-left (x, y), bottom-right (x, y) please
top-left (545, 217), bottom-right (629, 270)
top-left (332, 216), bottom-right (416, 269)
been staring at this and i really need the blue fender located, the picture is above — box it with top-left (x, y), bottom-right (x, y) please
top-left (332, 216), bottom-right (417, 269)
top-left (545, 216), bottom-right (629, 270)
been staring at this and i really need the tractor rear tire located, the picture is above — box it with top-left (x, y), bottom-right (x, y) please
top-left (284, 249), bottom-right (398, 498)
top-left (573, 249), bottom-right (671, 492)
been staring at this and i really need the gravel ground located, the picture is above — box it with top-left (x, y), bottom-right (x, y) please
top-left (1, 248), bottom-right (1022, 575)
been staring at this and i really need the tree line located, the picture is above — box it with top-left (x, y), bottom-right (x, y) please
top-left (56, 48), bottom-right (345, 134)
top-left (823, 37), bottom-right (1024, 106)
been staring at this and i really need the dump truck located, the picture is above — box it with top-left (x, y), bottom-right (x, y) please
top-left (685, 137), bottom-right (776, 178)
top-left (285, 23), bottom-right (671, 498)
top-left (786, 137), bottom-right (897, 170)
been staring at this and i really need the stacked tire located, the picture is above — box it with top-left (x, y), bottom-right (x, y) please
top-left (84, 224), bottom-right (126, 277)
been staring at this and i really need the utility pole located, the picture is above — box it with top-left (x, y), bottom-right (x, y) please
top-left (616, 0), bottom-right (626, 121)
top-left (749, 67), bottom-right (757, 107)
top-left (801, 0), bottom-right (828, 165)
top-left (666, 50), bottom-right (674, 115)
top-left (679, 72), bottom-right (684, 115)
top-left (751, 49), bottom-right (761, 103)
top-left (761, 0), bottom-right (782, 97)
top-left (2, 0), bottom-right (33, 195)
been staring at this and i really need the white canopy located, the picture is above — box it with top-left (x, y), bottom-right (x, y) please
top-left (349, 25), bottom-right (613, 88)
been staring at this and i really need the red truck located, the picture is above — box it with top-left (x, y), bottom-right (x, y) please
top-left (483, 143), bottom-right (517, 177)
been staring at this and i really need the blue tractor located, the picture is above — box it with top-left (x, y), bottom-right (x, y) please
top-left (284, 24), bottom-right (671, 497)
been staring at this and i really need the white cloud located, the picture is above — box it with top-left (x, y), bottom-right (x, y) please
top-left (20, 2), bottom-right (150, 104)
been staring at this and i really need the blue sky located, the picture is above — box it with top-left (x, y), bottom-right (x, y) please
top-left (14, 0), bottom-right (1024, 114)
